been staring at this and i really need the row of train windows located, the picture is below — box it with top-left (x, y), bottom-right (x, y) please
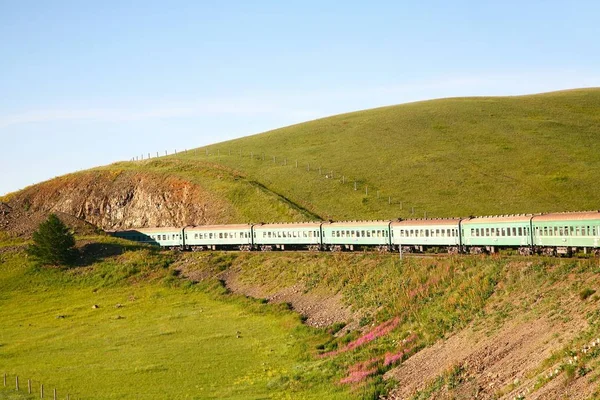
top-left (471, 227), bottom-right (529, 237)
top-left (535, 225), bottom-right (597, 237)
top-left (398, 229), bottom-right (457, 238)
top-left (192, 231), bottom-right (252, 240)
top-left (331, 229), bottom-right (388, 238)
top-left (262, 230), bottom-right (320, 238)
top-left (149, 234), bottom-right (180, 241)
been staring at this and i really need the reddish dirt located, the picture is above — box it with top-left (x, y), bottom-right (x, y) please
top-left (385, 272), bottom-right (600, 400)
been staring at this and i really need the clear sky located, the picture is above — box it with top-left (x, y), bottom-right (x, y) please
top-left (1, 0), bottom-right (599, 196)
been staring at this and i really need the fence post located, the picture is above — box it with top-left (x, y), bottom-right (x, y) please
top-left (41, 383), bottom-right (44, 398)
top-left (15, 375), bottom-right (18, 391)
top-left (3, 372), bottom-right (6, 386)
top-left (54, 388), bottom-right (57, 400)
top-left (28, 379), bottom-right (32, 394)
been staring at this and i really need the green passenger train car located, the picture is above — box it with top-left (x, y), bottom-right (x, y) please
top-left (391, 218), bottom-right (461, 252)
top-left (532, 211), bottom-right (600, 255)
top-left (461, 215), bottom-right (533, 254)
top-left (254, 222), bottom-right (322, 251)
top-left (113, 227), bottom-right (183, 247)
top-left (185, 224), bottom-right (253, 251)
top-left (321, 221), bottom-right (391, 251)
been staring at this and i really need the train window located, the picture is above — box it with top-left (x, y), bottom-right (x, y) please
top-left (317, 231), bottom-right (320, 237)
top-left (367, 230), bottom-right (371, 237)
top-left (570, 226), bottom-right (574, 236)
top-left (194, 233), bottom-right (198, 239)
top-left (360, 230), bottom-right (365, 237)
top-left (471, 228), bottom-right (475, 237)
top-left (501, 228), bottom-right (506, 237)
top-left (519, 227), bottom-right (523, 236)
top-left (576, 227), bottom-right (580, 236)
top-left (593, 226), bottom-right (597, 236)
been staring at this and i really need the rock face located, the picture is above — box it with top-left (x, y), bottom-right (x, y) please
top-left (0, 170), bottom-right (233, 236)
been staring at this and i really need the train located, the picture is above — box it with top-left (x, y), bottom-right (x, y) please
top-left (111, 210), bottom-right (600, 256)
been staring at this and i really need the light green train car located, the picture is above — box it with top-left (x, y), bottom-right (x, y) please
top-left (254, 222), bottom-right (322, 251)
top-left (461, 215), bottom-right (534, 254)
top-left (185, 224), bottom-right (253, 250)
top-left (532, 211), bottom-right (600, 255)
top-left (321, 221), bottom-right (391, 251)
top-left (391, 218), bottom-right (461, 253)
top-left (113, 227), bottom-right (184, 248)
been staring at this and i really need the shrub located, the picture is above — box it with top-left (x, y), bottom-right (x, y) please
top-left (26, 214), bottom-right (78, 267)
top-left (580, 288), bottom-right (596, 301)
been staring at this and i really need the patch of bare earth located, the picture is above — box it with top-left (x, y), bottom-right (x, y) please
top-left (177, 260), bottom-right (355, 329)
top-left (386, 272), bottom-right (599, 400)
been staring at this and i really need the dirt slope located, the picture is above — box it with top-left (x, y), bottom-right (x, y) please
top-left (385, 268), bottom-right (600, 400)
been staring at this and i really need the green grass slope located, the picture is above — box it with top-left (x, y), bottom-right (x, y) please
top-left (0, 238), bottom-right (351, 400)
top-left (147, 88), bottom-right (600, 221)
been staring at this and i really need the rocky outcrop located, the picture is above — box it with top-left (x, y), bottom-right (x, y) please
top-left (0, 170), bottom-right (233, 236)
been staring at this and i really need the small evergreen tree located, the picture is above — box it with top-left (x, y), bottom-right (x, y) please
top-left (27, 214), bottom-right (78, 266)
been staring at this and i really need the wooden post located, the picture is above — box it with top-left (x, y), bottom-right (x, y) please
top-left (15, 375), bottom-right (18, 391)
top-left (389, 196), bottom-right (391, 205)
top-left (28, 379), bottom-right (31, 394)
top-left (354, 181), bottom-right (357, 191)
top-left (53, 388), bottom-right (56, 400)
top-left (3, 372), bottom-right (6, 386)
top-left (295, 160), bottom-right (298, 168)
top-left (365, 186), bottom-right (368, 196)
top-left (40, 384), bottom-right (43, 398)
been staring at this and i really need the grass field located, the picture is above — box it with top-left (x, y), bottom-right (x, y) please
top-left (0, 240), bottom-right (351, 400)
top-left (98, 88), bottom-right (600, 223)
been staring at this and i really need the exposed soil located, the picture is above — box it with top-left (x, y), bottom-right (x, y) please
top-left (176, 258), bottom-right (356, 329)
top-left (385, 273), bottom-right (599, 400)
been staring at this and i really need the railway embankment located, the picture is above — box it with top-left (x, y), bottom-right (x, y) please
top-left (173, 250), bottom-right (600, 399)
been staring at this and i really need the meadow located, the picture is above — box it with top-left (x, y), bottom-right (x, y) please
top-left (0, 239), bottom-right (351, 400)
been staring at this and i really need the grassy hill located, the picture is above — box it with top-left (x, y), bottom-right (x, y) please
top-left (115, 87), bottom-right (600, 222)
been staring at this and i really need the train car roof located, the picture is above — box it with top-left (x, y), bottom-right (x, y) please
top-left (255, 222), bottom-right (322, 229)
top-left (533, 211), bottom-right (600, 222)
top-left (186, 224), bottom-right (253, 231)
top-left (392, 218), bottom-right (462, 227)
top-left (463, 215), bottom-right (534, 224)
top-left (325, 220), bottom-right (392, 227)
top-left (114, 227), bottom-right (182, 233)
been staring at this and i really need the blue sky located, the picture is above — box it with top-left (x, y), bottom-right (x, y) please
top-left (1, 0), bottom-right (599, 196)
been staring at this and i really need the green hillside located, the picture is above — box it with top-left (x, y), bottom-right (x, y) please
top-left (115, 88), bottom-right (600, 222)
